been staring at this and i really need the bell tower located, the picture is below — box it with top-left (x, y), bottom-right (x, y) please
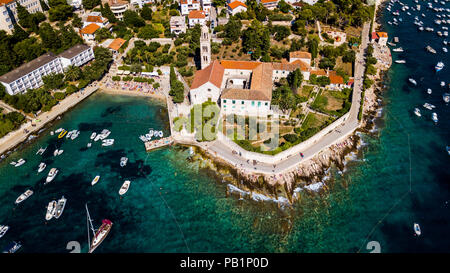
top-left (200, 25), bottom-right (211, 69)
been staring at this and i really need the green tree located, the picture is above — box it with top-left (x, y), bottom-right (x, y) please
top-left (140, 5), bottom-right (153, 20)
top-left (287, 69), bottom-right (303, 91)
top-left (42, 73), bottom-right (65, 90)
top-left (123, 10), bottom-right (145, 28)
top-left (101, 3), bottom-right (117, 23)
top-left (82, 0), bottom-right (101, 10)
top-left (64, 65), bottom-right (82, 81)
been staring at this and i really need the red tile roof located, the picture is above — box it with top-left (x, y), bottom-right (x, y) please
top-left (289, 51), bottom-right (311, 60)
top-left (228, 1), bottom-right (247, 9)
top-left (191, 60), bottom-right (224, 89)
top-left (108, 38), bottom-right (126, 51)
top-left (220, 60), bottom-right (262, 70)
top-left (86, 16), bottom-right (103, 23)
top-left (188, 10), bottom-right (206, 19)
top-left (80, 24), bottom-right (100, 35)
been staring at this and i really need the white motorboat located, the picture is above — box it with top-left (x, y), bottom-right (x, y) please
top-left (14, 159), bottom-right (26, 167)
top-left (427, 88), bottom-right (432, 94)
top-left (444, 47), bottom-right (448, 53)
top-left (120, 157), bottom-right (128, 167)
top-left (91, 175), bottom-right (100, 186)
top-left (0, 225), bottom-right (9, 238)
top-left (441, 81), bottom-right (446, 87)
top-left (10, 161), bottom-right (16, 166)
top-left (148, 129), bottom-right (154, 137)
top-left (87, 143), bottom-right (92, 148)
top-left (408, 78), bottom-right (417, 85)
top-left (66, 130), bottom-right (73, 139)
top-left (423, 103), bottom-right (436, 110)
top-left (54, 128), bottom-right (63, 133)
top-left (90, 132), bottom-right (97, 140)
top-left (71, 130), bottom-right (80, 140)
top-left (435, 61), bottom-right (445, 72)
top-left (432, 112), bottom-right (438, 123)
top-left (393, 47), bottom-right (404, 52)
top-left (53, 196), bottom-right (67, 219)
top-left (414, 223), bottom-right (421, 236)
top-left (158, 131), bottom-right (164, 138)
top-left (426, 45), bottom-right (437, 53)
top-left (102, 139), bottom-right (114, 146)
top-left (145, 133), bottom-right (152, 140)
top-left (45, 200), bottom-right (57, 221)
top-left (38, 162), bottom-right (46, 173)
top-left (94, 134), bottom-right (102, 142)
top-left (58, 150), bottom-right (64, 156)
top-left (15, 189), bottom-right (33, 204)
top-left (139, 135), bottom-right (148, 142)
top-left (443, 93), bottom-right (450, 103)
top-left (54, 149), bottom-right (59, 156)
top-left (414, 108), bottom-right (421, 117)
top-left (395, 60), bottom-right (406, 63)
top-left (119, 180), bottom-right (131, 195)
top-left (45, 168), bottom-right (59, 184)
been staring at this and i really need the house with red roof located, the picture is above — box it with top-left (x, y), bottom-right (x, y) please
top-left (371, 31), bottom-right (388, 46)
top-left (188, 10), bottom-right (207, 28)
top-left (227, 1), bottom-right (247, 15)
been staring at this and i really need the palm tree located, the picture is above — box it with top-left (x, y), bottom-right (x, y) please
top-left (64, 65), bottom-right (81, 82)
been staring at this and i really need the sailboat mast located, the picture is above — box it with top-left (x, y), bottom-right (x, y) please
top-left (85, 203), bottom-right (96, 251)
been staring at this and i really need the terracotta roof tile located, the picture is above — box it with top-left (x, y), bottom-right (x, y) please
top-left (108, 38), bottom-right (126, 51)
top-left (86, 16), bottom-right (103, 23)
top-left (228, 1), bottom-right (247, 9)
top-left (220, 60), bottom-right (262, 70)
top-left (81, 23), bottom-right (100, 35)
top-left (191, 60), bottom-right (224, 89)
top-left (289, 51), bottom-right (311, 60)
top-left (310, 69), bottom-right (327, 76)
top-left (188, 10), bottom-right (206, 19)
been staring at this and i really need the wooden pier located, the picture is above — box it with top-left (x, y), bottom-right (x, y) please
top-left (144, 136), bottom-right (174, 152)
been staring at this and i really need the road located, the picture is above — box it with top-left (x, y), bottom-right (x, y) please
top-left (183, 22), bottom-right (371, 175)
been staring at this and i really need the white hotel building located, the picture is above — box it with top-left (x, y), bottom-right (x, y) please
top-left (0, 44), bottom-right (94, 95)
top-left (0, 0), bottom-right (43, 34)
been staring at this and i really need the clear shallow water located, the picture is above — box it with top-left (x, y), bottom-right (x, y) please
top-left (1, 0), bottom-right (449, 253)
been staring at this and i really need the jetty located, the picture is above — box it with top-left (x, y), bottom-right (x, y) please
top-left (144, 136), bottom-right (174, 151)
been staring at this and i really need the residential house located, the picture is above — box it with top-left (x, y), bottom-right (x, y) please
top-left (188, 10), bottom-right (206, 28)
top-left (170, 16), bottom-right (187, 35)
top-left (180, 0), bottom-right (201, 16)
top-left (80, 23), bottom-right (101, 43)
top-left (107, 0), bottom-right (129, 20)
top-left (227, 1), bottom-right (247, 16)
top-left (371, 31), bottom-right (388, 46)
top-left (82, 12), bottom-right (110, 29)
top-left (257, 0), bottom-right (278, 10)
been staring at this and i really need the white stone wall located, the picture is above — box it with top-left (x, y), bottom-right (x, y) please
top-left (190, 82), bottom-right (221, 105)
top-left (221, 98), bottom-right (271, 117)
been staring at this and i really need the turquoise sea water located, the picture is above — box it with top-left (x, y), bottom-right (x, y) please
top-left (1, 0), bottom-right (449, 253)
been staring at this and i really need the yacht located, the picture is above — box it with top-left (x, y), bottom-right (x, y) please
top-left (14, 158), bottom-right (26, 167)
top-left (45, 168), bottom-right (59, 184)
top-left (432, 112), bottom-right (438, 123)
top-left (395, 60), bottom-right (406, 63)
top-left (90, 132), bottom-right (96, 140)
top-left (53, 196), bottom-right (67, 219)
top-left (119, 180), bottom-right (131, 195)
top-left (120, 157), bottom-right (128, 167)
top-left (408, 78), bottom-right (417, 85)
top-left (443, 93), bottom-right (450, 103)
top-left (435, 62), bottom-right (444, 72)
top-left (393, 47), bottom-right (404, 52)
top-left (38, 162), bottom-right (46, 173)
top-left (0, 225), bottom-right (9, 238)
top-left (414, 108), bottom-right (421, 117)
top-left (426, 45), bottom-right (437, 53)
top-left (15, 189), bottom-right (33, 205)
top-left (45, 200), bottom-right (57, 221)
top-left (414, 223), bottom-right (421, 236)
top-left (88, 219), bottom-right (113, 253)
top-left (91, 175), bottom-right (100, 186)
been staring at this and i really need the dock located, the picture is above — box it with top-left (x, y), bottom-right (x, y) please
top-left (144, 136), bottom-right (174, 152)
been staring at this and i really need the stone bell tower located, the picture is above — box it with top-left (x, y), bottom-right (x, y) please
top-left (200, 25), bottom-right (211, 69)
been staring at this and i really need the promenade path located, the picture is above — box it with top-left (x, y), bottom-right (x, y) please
top-left (173, 22), bottom-right (371, 175)
top-left (0, 85), bottom-right (99, 155)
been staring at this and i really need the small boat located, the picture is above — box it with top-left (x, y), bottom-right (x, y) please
top-left (14, 158), bottom-right (26, 167)
top-left (414, 223), bottom-right (421, 236)
top-left (15, 189), bottom-right (33, 204)
top-left (94, 134), bottom-right (102, 142)
top-left (0, 225), bottom-right (9, 238)
top-left (145, 133), bottom-right (152, 140)
top-left (441, 81), bottom-right (446, 87)
top-left (443, 93), bottom-right (450, 103)
top-left (66, 130), bottom-right (73, 139)
top-left (54, 149), bottom-right (59, 156)
top-left (119, 180), bottom-right (131, 195)
top-left (87, 143), bottom-right (92, 148)
top-left (159, 131), bottom-right (164, 138)
top-left (45, 200), bottom-right (57, 221)
top-left (102, 139), bottom-right (114, 146)
top-left (444, 47), bottom-right (448, 53)
top-left (91, 175), bottom-right (100, 186)
top-left (414, 108), bottom-right (421, 117)
top-left (71, 130), bottom-right (80, 140)
top-left (58, 130), bottom-right (67, 139)
top-left (53, 196), bottom-right (67, 219)
top-left (139, 135), bottom-right (147, 142)
top-left (2, 241), bottom-right (21, 253)
top-left (408, 78), bottom-right (417, 85)
top-left (395, 60), bottom-right (406, 63)
top-left (45, 168), bottom-right (59, 184)
top-left (432, 112), bottom-right (438, 123)
top-left (189, 147), bottom-right (194, 156)
top-left (427, 88), bottom-right (432, 94)
top-left (36, 146), bottom-right (47, 155)
top-left (393, 47), bottom-right (404, 52)
top-left (426, 45), bottom-right (437, 53)
top-left (435, 61), bottom-right (445, 72)
top-left (38, 162), bottom-right (46, 173)
top-left (120, 157), bottom-right (128, 167)
top-left (387, 42), bottom-right (396, 46)
top-left (90, 132), bottom-right (97, 140)
top-left (447, 146), bottom-right (450, 155)
top-left (55, 128), bottom-right (63, 133)
top-left (10, 161), bottom-right (16, 166)
top-left (423, 103), bottom-right (436, 110)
